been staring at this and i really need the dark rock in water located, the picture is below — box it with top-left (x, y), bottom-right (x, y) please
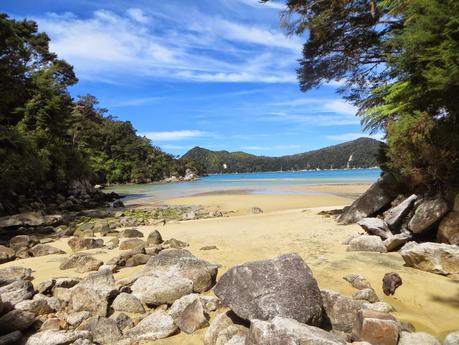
top-left (400, 242), bottom-right (459, 275)
top-left (357, 218), bottom-right (392, 239)
top-left (437, 211), bottom-right (459, 245)
top-left (408, 196), bottom-right (449, 234)
top-left (246, 316), bottom-right (346, 345)
top-left (384, 194), bottom-right (417, 230)
top-left (214, 253), bottom-right (323, 326)
top-left (147, 230), bottom-right (163, 245)
top-left (338, 173), bottom-right (400, 225)
top-left (382, 272), bottom-right (402, 296)
top-left (352, 309), bottom-right (399, 345)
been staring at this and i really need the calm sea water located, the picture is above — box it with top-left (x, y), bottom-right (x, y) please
top-left (106, 168), bottom-right (381, 202)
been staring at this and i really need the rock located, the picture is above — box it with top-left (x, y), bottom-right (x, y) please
top-left (175, 298), bottom-right (209, 334)
top-left (147, 230), bottom-right (163, 245)
top-left (111, 293), bottom-right (145, 313)
top-left (66, 311), bottom-right (91, 326)
top-left (408, 197), bottom-right (449, 234)
top-left (0, 211), bottom-right (50, 228)
top-left (110, 313), bottom-right (134, 332)
top-left (357, 218), bottom-right (392, 239)
top-left (131, 273), bottom-right (193, 305)
top-left (119, 239), bottom-right (145, 250)
top-left (15, 298), bottom-right (54, 315)
top-left (246, 316), bottom-right (346, 345)
top-left (0, 331), bottom-right (23, 344)
top-left (201, 245), bottom-right (219, 251)
top-left (125, 253), bottom-right (150, 267)
top-left (0, 266), bottom-right (32, 281)
top-left (383, 233), bottom-right (412, 252)
top-left (438, 211), bottom-right (459, 245)
top-left (54, 277), bottom-right (80, 289)
top-left (60, 254), bottom-right (103, 273)
top-left (121, 228), bottom-right (143, 238)
top-left (24, 330), bottom-right (92, 345)
top-left (142, 249), bottom-right (218, 293)
top-left (400, 242), bottom-right (459, 275)
top-left (398, 331), bottom-right (441, 345)
top-left (0, 309), bottom-right (35, 333)
top-left (214, 253), bottom-right (323, 326)
top-left (444, 330), bottom-right (459, 345)
top-left (68, 269), bottom-right (118, 316)
top-left (215, 326), bottom-right (248, 345)
top-left (0, 246), bottom-right (15, 264)
top-left (204, 311), bottom-right (240, 345)
top-left (29, 244), bottom-right (65, 257)
top-left (68, 238), bottom-right (104, 252)
top-left (251, 207), bottom-right (263, 214)
top-left (352, 288), bottom-right (379, 303)
top-left (8, 235), bottom-right (36, 252)
top-left (343, 274), bottom-right (373, 290)
top-left (112, 200), bottom-right (124, 208)
top-left (40, 318), bottom-right (60, 331)
top-left (384, 194), bottom-right (417, 230)
top-left (352, 310), bottom-right (399, 345)
top-left (382, 272), bottom-right (402, 296)
top-left (338, 173), bottom-right (400, 224)
top-left (363, 302), bottom-right (395, 314)
top-left (125, 311), bottom-right (178, 341)
top-left (163, 238), bottom-right (189, 249)
top-left (348, 235), bottom-right (387, 253)
top-left (321, 290), bottom-right (365, 335)
top-left (0, 280), bottom-right (34, 306)
top-left (77, 316), bottom-right (122, 344)
top-left (343, 234), bottom-right (362, 245)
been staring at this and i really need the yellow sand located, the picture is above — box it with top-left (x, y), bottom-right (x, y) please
top-left (2, 185), bottom-right (458, 344)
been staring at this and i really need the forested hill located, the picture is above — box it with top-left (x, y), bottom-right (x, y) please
top-left (182, 138), bottom-right (383, 174)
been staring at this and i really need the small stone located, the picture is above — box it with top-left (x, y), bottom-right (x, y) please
top-left (121, 228), bottom-right (143, 238)
top-left (343, 274), bottom-right (373, 290)
top-left (28, 244), bottom-right (65, 257)
top-left (382, 272), bottom-right (402, 296)
top-left (0, 266), bottom-right (32, 281)
top-left (119, 239), bottom-right (146, 250)
top-left (112, 293), bottom-right (145, 313)
top-left (175, 298), bottom-right (209, 334)
top-left (398, 331), bottom-right (441, 345)
top-left (147, 230), bottom-right (163, 245)
top-left (0, 245), bottom-right (15, 264)
top-left (352, 310), bottom-right (399, 345)
top-left (348, 235), bottom-right (387, 253)
top-left (125, 254), bottom-right (150, 267)
top-left (66, 311), bottom-right (91, 326)
top-left (125, 311), bottom-right (178, 341)
top-left (444, 330), bottom-right (459, 345)
top-left (68, 237), bottom-right (104, 252)
top-left (200, 245), bottom-right (219, 251)
top-left (163, 238), bottom-right (189, 249)
top-left (352, 288), bottom-right (379, 303)
top-left (251, 207), bottom-right (263, 214)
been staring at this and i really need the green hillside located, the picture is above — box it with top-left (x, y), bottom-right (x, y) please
top-left (181, 137), bottom-right (383, 174)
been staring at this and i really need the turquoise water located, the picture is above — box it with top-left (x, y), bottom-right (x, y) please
top-left (106, 168), bottom-right (381, 202)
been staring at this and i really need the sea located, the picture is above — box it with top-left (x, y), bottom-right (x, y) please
top-left (106, 168), bottom-right (381, 203)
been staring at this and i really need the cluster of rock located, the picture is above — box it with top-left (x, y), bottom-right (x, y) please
top-left (0, 179), bottom-right (120, 217)
top-left (0, 232), bottom-right (221, 344)
top-left (162, 168), bottom-right (199, 183)
top-left (338, 173), bottom-right (459, 276)
top-left (204, 253), bottom-right (458, 345)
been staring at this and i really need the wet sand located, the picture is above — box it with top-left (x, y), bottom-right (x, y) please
top-left (2, 184), bottom-right (458, 343)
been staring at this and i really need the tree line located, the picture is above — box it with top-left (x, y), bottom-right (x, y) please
top-left (0, 14), bottom-right (204, 199)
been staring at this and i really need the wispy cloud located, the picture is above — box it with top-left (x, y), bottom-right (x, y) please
top-left (236, 0), bottom-right (285, 10)
top-left (141, 130), bottom-right (209, 141)
top-left (36, 5), bottom-right (300, 84)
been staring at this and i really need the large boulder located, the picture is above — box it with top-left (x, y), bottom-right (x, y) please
top-left (0, 245), bottom-right (15, 264)
top-left (68, 237), bottom-right (104, 252)
top-left (246, 316), bottom-right (346, 345)
top-left (142, 249), bottom-right (218, 293)
top-left (444, 330), bottom-right (459, 345)
top-left (400, 242), bottom-right (459, 275)
top-left (125, 310), bottom-right (178, 341)
top-left (357, 218), bottom-right (391, 239)
top-left (0, 266), bottom-right (32, 281)
top-left (29, 244), bottom-right (65, 257)
top-left (352, 310), bottom-right (399, 345)
top-left (68, 269), bottom-right (118, 316)
top-left (131, 273), bottom-right (193, 305)
top-left (9, 235), bottom-right (38, 252)
top-left (0, 309), bottom-right (35, 334)
top-left (0, 280), bottom-right (34, 307)
top-left (384, 194), bottom-right (417, 230)
top-left (213, 253), bottom-right (323, 326)
top-left (348, 236), bottom-right (387, 253)
top-left (398, 331), bottom-right (441, 345)
top-left (0, 211), bottom-right (55, 228)
top-left (408, 197), bottom-right (449, 234)
top-left (24, 330), bottom-right (92, 345)
top-left (338, 173), bottom-right (400, 225)
top-left (437, 211), bottom-right (459, 245)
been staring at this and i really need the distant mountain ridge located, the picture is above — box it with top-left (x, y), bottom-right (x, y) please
top-left (181, 137), bottom-right (383, 174)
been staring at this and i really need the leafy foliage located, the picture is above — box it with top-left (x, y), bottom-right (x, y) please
top-left (0, 14), bottom-right (203, 197)
top-left (266, 0), bottom-right (459, 187)
top-left (182, 138), bottom-right (382, 174)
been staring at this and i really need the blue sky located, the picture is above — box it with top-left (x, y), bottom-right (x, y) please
top-left (2, 0), bottom-right (380, 156)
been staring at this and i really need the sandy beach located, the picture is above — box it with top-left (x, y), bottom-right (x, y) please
top-left (3, 183), bottom-right (459, 344)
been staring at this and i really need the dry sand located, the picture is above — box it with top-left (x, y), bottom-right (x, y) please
top-left (2, 184), bottom-right (458, 344)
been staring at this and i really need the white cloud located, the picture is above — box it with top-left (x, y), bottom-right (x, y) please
top-left (141, 130), bottom-right (209, 141)
top-left (127, 8), bottom-right (150, 24)
top-left (325, 132), bottom-right (384, 141)
top-left (35, 7), bottom-right (300, 84)
top-left (323, 100), bottom-right (357, 116)
top-left (236, 0), bottom-right (285, 10)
